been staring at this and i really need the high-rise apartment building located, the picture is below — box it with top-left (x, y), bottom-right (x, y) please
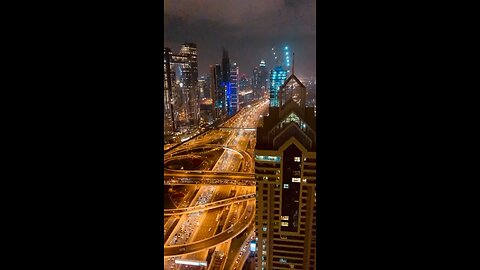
top-left (228, 63), bottom-right (239, 115)
top-left (255, 68), bottom-right (316, 270)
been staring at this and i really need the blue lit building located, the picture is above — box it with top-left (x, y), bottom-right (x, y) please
top-left (269, 66), bottom-right (287, 107)
top-left (228, 63), bottom-right (239, 115)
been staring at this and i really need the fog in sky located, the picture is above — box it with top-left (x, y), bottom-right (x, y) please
top-left (164, 0), bottom-right (316, 79)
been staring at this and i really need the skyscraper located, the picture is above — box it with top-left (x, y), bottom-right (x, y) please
top-left (269, 66), bottom-right (288, 107)
top-left (221, 48), bottom-right (230, 85)
top-left (179, 42), bottom-right (199, 127)
top-left (259, 60), bottom-right (268, 96)
top-left (255, 65), bottom-right (316, 270)
top-left (163, 43), bottom-right (200, 134)
top-left (210, 64), bottom-right (224, 118)
top-left (253, 66), bottom-right (260, 98)
top-left (163, 48), bottom-right (175, 137)
top-left (229, 63), bottom-right (239, 115)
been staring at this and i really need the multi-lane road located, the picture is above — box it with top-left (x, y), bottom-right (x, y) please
top-left (164, 99), bottom-right (269, 270)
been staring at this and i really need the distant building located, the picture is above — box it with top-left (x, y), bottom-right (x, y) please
top-left (253, 60), bottom-right (268, 100)
top-left (239, 74), bottom-right (248, 91)
top-left (198, 76), bottom-right (206, 99)
top-left (163, 48), bottom-right (175, 136)
top-left (221, 48), bottom-right (230, 86)
top-left (259, 60), bottom-right (268, 97)
top-left (163, 43), bottom-right (199, 138)
top-left (269, 66), bottom-right (287, 107)
top-left (253, 66), bottom-right (260, 98)
top-left (228, 63), bottom-right (239, 115)
top-left (255, 66), bottom-right (316, 270)
top-left (178, 43), bottom-right (199, 127)
top-left (210, 64), bottom-right (224, 118)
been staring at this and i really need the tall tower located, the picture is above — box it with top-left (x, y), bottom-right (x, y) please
top-left (259, 60), bottom-right (268, 97)
top-left (229, 63), bottom-right (239, 115)
top-left (221, 48), bottom-right (230, 85)
top-left (255, 59), bottom-right (316, 270)
top-left (179, 42), bottom-right (199, 127)
top-left (210, 64), bottom-right (224, 118)
top-left (253, 66), bottom-right (260, 98)
top-left (269, 66), bottom-right (287, 107)
top-left (163, 48), bottom-right (176, 137)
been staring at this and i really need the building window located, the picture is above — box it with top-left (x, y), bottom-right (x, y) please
top-left (263, 227), bottom-right (267, 232)
top-left (281, 215), bottom-right (289, 221)
top-left (279, 258), bottom-right (287, 263)
top-left (294, 157), bottom-right (301, 162)
top-left (292, 177), bottom-right (301, 183)
top-left (262, 250), bottom-right (266, 255)
top-left (302, 178), bottom-right (307, 183)
top-left (281, 222), bottom-right (289, 226)
top-left (283, 184), bottom-right (289, 189)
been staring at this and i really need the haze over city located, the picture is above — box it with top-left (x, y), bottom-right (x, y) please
top-left (164, 0), bottom-right (316, 78)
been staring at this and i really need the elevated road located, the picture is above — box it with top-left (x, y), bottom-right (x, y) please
top-left (164, 178), bottom-right (255, 186)
top-left (164, 193), bottom-right (255, 216)
top-left (164, 170), bottom-right (254, 179)
top-left (164, 202), bottom-right (255, 257)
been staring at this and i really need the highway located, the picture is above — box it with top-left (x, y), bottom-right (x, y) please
top-left (164, 193), bottom-right (255, 216)
top-left (164, 201), bottom-right (255, 257)
top-left (164, 99), bottom-right (269, 270)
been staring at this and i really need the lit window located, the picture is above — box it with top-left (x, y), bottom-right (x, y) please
top-left (281, 216), bottom-right (289, 221)
top-left (263, 227), bottom-right (267, 232)
top-left (281, 222), bottom-right (289, 226)
top-left (283, 184), bottom-right (289, 189)
top-left (294, 157), bottom-right (301, 162)
top-left (262, 251), bottom-right (266, 255)
top-left (302, 178), bottom-right (307, 183)
top-left (279, 258), bottom-right (287, 263)
top-left (292, 177), bottom-right (301, 183)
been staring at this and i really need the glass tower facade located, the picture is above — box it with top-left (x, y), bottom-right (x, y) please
top-left (269, 66), bottom-right (287, 107)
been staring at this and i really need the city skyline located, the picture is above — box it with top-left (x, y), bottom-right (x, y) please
top-left (164, 0), bottom-right (316, 78)
top-left (164, 1), bottom-right (316, 269)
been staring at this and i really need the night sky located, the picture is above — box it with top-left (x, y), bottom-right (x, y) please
top-left (164, 0), bottom-right (316, 79)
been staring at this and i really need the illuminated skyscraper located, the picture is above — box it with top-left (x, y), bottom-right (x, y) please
top-left (255, 63), bottom-right (316, 270)
top-left (228, 63), bottom-right (239, 115)
top-left (163, 43), bottom-right (200, 135)
top-left (269, 66), bottom-right (287, 107)
top-left (210, 64), bottom-right (224, 118)
top-left (178, 43), bottom-right (199, 127)
top-left (221, 48), bottom-right (230, 86)
top-left (259, 60), bottom-right (268, 96)
top-left (253, 66), bottom-right (260, 98)
top-left (163, 48), bottom-right (175, 137)
top-left (253, 60), bottom-right (269, 100)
